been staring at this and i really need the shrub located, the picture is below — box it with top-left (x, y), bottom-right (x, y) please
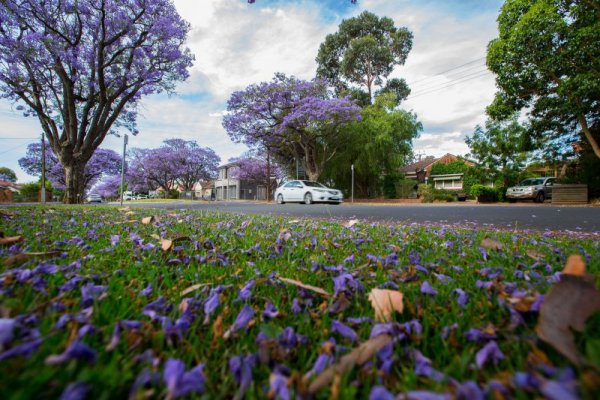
top-left (395, 179), bottom-right (418, 198)
top-left (382, 173), bottom-right (403, 199)
top-left (168, 189), bottom-right (180, 199)
top-left (422, 189), bottom-right (456, 203)
top-left (470, 184), bottom-right (498, 202)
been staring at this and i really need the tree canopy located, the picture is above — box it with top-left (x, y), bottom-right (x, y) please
top-left (0, 167), bottom-right (17, 183)
top-left (223, 73), bottom-right (361, 181)
top-left (0, 0), bottom-right (193, 202)
top-left (487, 0), bottom-right (600, 159)
top-left (316, 11), bottom-right (413, 102)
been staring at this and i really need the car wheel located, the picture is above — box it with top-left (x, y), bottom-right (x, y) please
top-left (535, 192), bottom-right (545, 203)
top-left (277, 194), bottom-right (285, 204)
top-left (304, 192), bottom-right (312, 205)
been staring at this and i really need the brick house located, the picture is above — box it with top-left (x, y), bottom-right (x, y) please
top-left (400, 153), bottom-right (475, 190)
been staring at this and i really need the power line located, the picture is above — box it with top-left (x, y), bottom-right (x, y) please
top-left (0, 142), bottom-right (30, 157)
top-left (405, 70), bottom-right (493, 100)
top-left (407, 57), bottom-right (486, 86)
top-left (409, 65), bottom-right (489, 91)
top-left (0, 137), bottom-right (38, 140)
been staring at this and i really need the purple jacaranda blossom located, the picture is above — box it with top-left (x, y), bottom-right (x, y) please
top-left (140, 284), bottom-right (153, 297)
top-left (475, 340), bottom-right (504, 368)
top-left (485, 380), bottom-right (510, 398)
top-left (163, 358), bottom-right (206, 399)
top-left (59, 276), bottom-right (83, 293)
top-left (106, 320), bottom-right (142, 351)
top-left (110, 235), bottom-right (120, 246)
top-left (464, 328), bottom-right (496, 343)
top-left (540, 379), bottom-right (578, 400)
top-left (238, 279), bottom-right (255, 302)
top-left (433, 273), bottom-right (452, 284)
top-left (454, 380), bottom-right (484, 400)
top-left (129, 368), bottom-right (160, 399)
top-left (409, 349), bottom-right (445, 382)
top-left (506, 304), bottom-right (525, 330)
top-left (530, 294), bottom-right (544, 312)
top-left (420, 281), bottom-right (437, 296)
top-left (263, 303), bottom-right (279, 319)
top-left (347, 316), bottom-right (373, 326)
top-left (332, 273), bottom-right (363, 297)
top-left (224, 305), bottom-right (254, 339)
top-left (203, 292), bottom-right (220, 323)
top-left (344, 254), bottom-right (355, 264)
top-left (452, 288), bottom-right (469, 308)
top-left (268, 365), bottom-right (290, 400)
top-left (370, 323), bottom-right (405, 340)
top-left (46, 341), bottom-right (96, 365)
top-left (32, 262), bottom-right (59, 275)
top-left (80, 283), bottom-right (108, 308)
top-left (384, 252), bottom-right (399, 266)
top-left (291, 298), bottom-right (302, 314)
top-left (143, 297), bottom-right (172, 321)
top-left (331, 320), bottom-right (358, 342)
top-left (479, 247), bottom-right (488, 260)
top-left (513, 371), bottom-right (540, 391)
top-left (229, 354), bottom-right (256, 399)
top-left (380, 280), bottom-right (400, 290)
top-left (0, 318), bottom-right (15, 347)
top-left (409, 250), bottom-right (421, 265)
top-left (77, 324), bottom-right (96, 339)
top-left (141, 242), bottom-right (156, 251)
top-left (441, 323), bottom-right (459, 340)
top-left (307, 340), bottom-right (335, 377)
top-left (370, 386), bottom-right (395, 400)
top-left (399, 390), bottom-right (451, 400)
top-left (377, 342), bottom-right (395, 375)
top-left (277, 327), bottom-right (308, 350)
top-left (59, 382), bottom-right (89, 400)
top-left (0, 338), bottom-right (43, 361)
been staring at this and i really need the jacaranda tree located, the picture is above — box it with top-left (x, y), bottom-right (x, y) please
top-left (19, 142), bottom-right (121, 195)
top-left (128, 139), bottom-right (220, 194)
top-left (223, 73), bottom-right (361, 182)
top-left (0, 0), bottom-right (193, 203)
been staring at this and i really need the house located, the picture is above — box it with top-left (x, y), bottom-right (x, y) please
top-left (400, 153), bottom-right (475, 191)
top-left (193, 181), bottom-right (213, 199)
top-left (0, 180), bottom-right (19, 203)
top-left (214, 162), bottom-right (269, 201)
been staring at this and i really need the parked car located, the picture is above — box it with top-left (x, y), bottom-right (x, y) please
top-left (274, 180), bottom-right (343, 204)
top-left (86, 193), bottom-right (102, 203)
top-left (506, 177), bottom-right (556, 203)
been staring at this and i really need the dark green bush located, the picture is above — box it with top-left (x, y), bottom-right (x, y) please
top-left (470, 184), bottom-right (498, 202)
top-left (395, 179), bottom-right (418, 198)
top-left (422, 189), bottom-right (456, 203)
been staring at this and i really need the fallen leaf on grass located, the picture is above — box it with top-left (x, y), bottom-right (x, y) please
top-left (481, 237), bottom-right (503, 251)
top-left (368, 288), bottom-right (404, 322)
top-left (342, 219), bottom-right (359, 228)
top-left (279, 277), bottom-right (330, 297)
top-left (141, 216), bottom-right (156, 224)
top-left (0, 210), bottom-right (15, 218)
top-left (536, 257), bottom-right (600, 365)
top-left (4, 251), bottom-right (62, 267)
top-left (180, 283), bottom-right (209, 296)
top-left (117, 207), bottom-right (131, 212)
top-left (306, 334), bottom-right (393, 394)
top-left (526, 249), bottom-right (545, 260)
top-left (0, 235), bottom-right (23, 246)
top-left (562, 254), bottom-right (585, 276)
top-left (161, 236), bottom-right (190, 251)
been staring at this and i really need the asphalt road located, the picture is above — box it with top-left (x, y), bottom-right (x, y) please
top-left (125, 201), bottom-right (600, 233)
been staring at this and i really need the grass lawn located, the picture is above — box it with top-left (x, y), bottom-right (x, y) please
top-left (0, 206), bottom-right (599, 399)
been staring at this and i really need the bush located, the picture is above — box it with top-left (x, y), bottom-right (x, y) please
top-left (395, 179), bottom-right (418, 198)
top-left (422, 188), bottom-right (456, 203)
top-left (168, 189), bottom-right (180, 199)
top-left (382, 173), bottom-right (403, 199)
top-left (470, 184), bottom-right (498, 202)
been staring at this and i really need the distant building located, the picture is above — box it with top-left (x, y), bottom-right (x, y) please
top-left (400, 153), bottom-right (475, 190)
top-left (214, 162), bottom-right (269, 201)
top-left (0, 179), bottom-right (19, 203)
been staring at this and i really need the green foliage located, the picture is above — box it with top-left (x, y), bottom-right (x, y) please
top-left (395, 179), bottom-right (418, 199)
top-left (0, 166), bottom-right (17, 182)
top-left (316, 11), bottom-right (413, 102)
top-left (562, 149), bottom-right (600, 198)
top-left (19, 181), bottom-right (52, 202)
top-left (486, 0), bottom-right (600, 159)
top-left (167, 189), bottom-right (180, 199)
top-left (422, 189), bottom-right (456, 203)
top-left (470, 184), bottom-right (498, 202)
top-left (430, 161), bottom-right (469, 175)
top-left (322, 93), bottom-right (421, 197)
top-left (382, 173), bottom-right (403, 199)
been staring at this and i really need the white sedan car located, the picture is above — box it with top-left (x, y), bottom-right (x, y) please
top-left (274, 180), bottom-right (343, 205)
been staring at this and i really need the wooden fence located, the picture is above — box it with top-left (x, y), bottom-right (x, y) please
top-left (552, 184), bottom-right (588, 205)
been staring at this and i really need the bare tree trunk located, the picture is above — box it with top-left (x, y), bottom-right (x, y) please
top-left (63, 162), bottom-right (86, 204)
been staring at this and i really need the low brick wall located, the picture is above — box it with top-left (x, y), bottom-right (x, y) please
top-left (0, 190), bottom-right (13, 203)
top-left (552, 184), bottom-right (588, 205)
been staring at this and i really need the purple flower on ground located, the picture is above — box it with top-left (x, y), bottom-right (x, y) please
top-left (377, 342), bottom-right (395, 375)
top-left (530, 294), bottom-right (544, 312)
top-left (402, 390), bottom-right (451, 400)
top-left (441, 323), bottom-right (458, 340)
top-left (80, 283), bottom-right (108, 308)
top-left (308, 350), bottom-right (334, 377)
top-left (344, 254), bottom-right (355, 264)
top-left (540, 379), bottom-right (578, 400)
top-left (163, 358), bottom-right (206, 399)
top-left (464, 328), bottom-right (496, 343)
top-left (263, 303), bottom-right (279, 319)
top-left (433, 273), bottom-right (452, 284)
top-left (59, 276), bottom-right (83, 293)
top-left (203, 291), bottom-right (220, 323)
top-left (455, 380), bottom-right (484, 400)
top-left (452, 288), bottom-right (469, 308)
top-left (0, 338), bottom-right (43, 361)
top-left (224, 305), bottom-right (254, 338)
top-left (332, 273), bottom-right (363, 297)
top-left (110, 235), bottom-right (120, 246)
top-left (347, 316), bottom-right (372, 326)
top-left (420, 281), bottom-right (437, 296)
top-left (268, 365), bottom-right (290, 400)
top-left (331, 320), bottom-right (358, 342)
top-left (59, 383), bottom-right (88, 400)
top-left (229, 354), bottom-right (255, 399)
top-left (0, 318), bottom-right (15, 346)
top-left (475, 341), bottom-right (504, 368)
top-left (409, 349), bottom-right (445, 382)
top-left (291, 298), bottom-right (302, 314)
top-left (140, 284), bottom-right (153, 297)
top-left (370, 323), bottom-right (404, 339)
top-left (370, 386), bottom-right (395, 400)
top-left (46, 341), bottom-right (96, 365)
top-left (513, 371), bottom-right (540, 391)
top-left (129, 368), bottom-right (160, 399)
top-left (476, 280), bottom-right (494, 290)
top-left (238, 279), bottom-right (255, 302)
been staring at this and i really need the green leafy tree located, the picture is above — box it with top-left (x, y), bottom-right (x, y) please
top-left (466, 117), bottom-right (529, 187)
top-left (322, 93), bottom-right (421, 197)
top-left (0, 167), bottom-right (17, 182)
top-left (486, 0), bottom-right (600, 159)
top-left (316, 11), bottom-right (413, 102)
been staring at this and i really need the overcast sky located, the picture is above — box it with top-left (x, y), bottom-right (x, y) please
top-left (0, 0), bottom-right (504, 183)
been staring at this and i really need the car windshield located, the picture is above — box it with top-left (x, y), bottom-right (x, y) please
top-left (302, 181), bottom-right (326, 188)
top-left (519, 178), bottom-right (544, 186)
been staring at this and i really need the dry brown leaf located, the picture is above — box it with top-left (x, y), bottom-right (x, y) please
top-left (481, 237), bottom-right (503, 251)
top-left (0, 235), bottom-right (23, 246)
top-left (536, 271), bottom-right (600, 366)
top-left (180, 283), bottom-right (209, 296)
top-left (4, 251), bottom-right (61, 267)
top-left (306, 334), bottom-right (393, 394)
top-left (141, 216), bottom-right (155, 224)
top-left (117, 207), bottom-right (131, 212)
top-left (562, 254), bottom-right (585, 276)
top-left (342, 219), bottom-right (359, 228)
top-left (161, 239), bottom-right (173, 252)
top-left (279, 277), bottom-right (330, 297)
top-left (526, 249), bottom-right (545, 260)
top-left (0, 210), bottom-right (15, 218)
top-left (368, 288), bottom-right (404, 322)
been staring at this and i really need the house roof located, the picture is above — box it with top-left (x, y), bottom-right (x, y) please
top-left (399, 156), bottom-right (438, 173)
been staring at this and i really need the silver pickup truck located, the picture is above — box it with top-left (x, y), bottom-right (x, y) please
top-left (506, 177), bottom-right (556, 203)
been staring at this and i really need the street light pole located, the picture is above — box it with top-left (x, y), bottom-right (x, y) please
top-left (41, 133), bottom-right (46, 204)
top-left (351, 164), bottom-right (354, 203)
top-left (120, 134), bottom-right (128, 206)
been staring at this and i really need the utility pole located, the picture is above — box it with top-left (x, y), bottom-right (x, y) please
top-left (120, 134), bottom-right (128, 206)
top-left (41, 133), bottom-right (46, 204)
top-left (351, 164), bottom-right (354, 203)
